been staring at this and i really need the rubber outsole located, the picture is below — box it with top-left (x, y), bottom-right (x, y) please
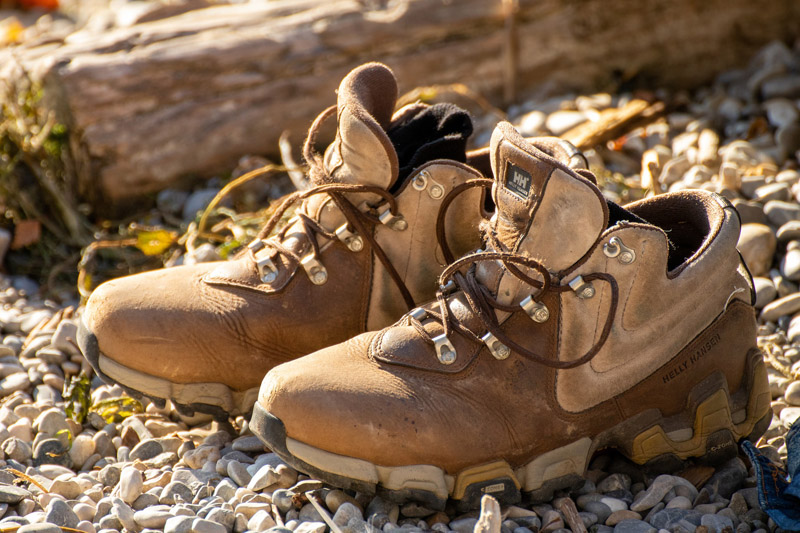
top-left (251, 349), bottom-right (772, 510)
top-left (77, 318), bottom-right (256, 419)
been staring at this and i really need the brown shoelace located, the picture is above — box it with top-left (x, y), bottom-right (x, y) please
top-left (412, 168), bottom-right (619, 369)
top-left (249, 105), bottom-right (492, 311)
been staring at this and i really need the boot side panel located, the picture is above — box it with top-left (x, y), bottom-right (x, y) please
top-left (367, 162), bottom-right (485, 330)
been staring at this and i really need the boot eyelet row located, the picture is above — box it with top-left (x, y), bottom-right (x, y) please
top-left (603, 236), bottom-right (636, 264)
top-left (335, 224), bottom-right (364, 252)
top-left (520, 295), bottom-right (550, 323)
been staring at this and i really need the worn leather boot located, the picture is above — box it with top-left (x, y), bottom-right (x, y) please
top-left (252, 121), bottom-right (772, 509)
top-left (78, 63), bottom-right (492, 417)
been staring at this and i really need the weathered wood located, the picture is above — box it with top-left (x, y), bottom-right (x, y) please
top-left (1, 0), bottom-right (798, 213)
top-left (562, 99), bottom-right (666, 150)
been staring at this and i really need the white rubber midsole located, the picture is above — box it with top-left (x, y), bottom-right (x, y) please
top-left (98, 354), bottom-right (259, 416)
top-left (285, 435), bottom-right (593, 500)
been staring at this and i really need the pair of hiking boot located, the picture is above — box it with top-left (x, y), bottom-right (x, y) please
top-left (78, 63), bottom-right (772, 509)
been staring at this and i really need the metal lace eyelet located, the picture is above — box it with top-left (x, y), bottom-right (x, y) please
top-left (248, 239), bottom-right (266, 254)
top-left (439, 279), bottom-right (456, 294)
top-left (428, 181), bottom-right (444, 199)
top-left (409, 308), bottom-right (428, 322)
top-left (335, 224), bottom-right (363, 252)
top-left (520, 295), bottom-right (549, 323)
top-left (412, 171), bottom-right (429, 191)
top-left (300, 254), bottom-right (328, 285)
top-left (433, 334), bottom-right (457, 365)
top-left (481, 332), bottom-right (510, 360)
top-left (568, 275), bottom-right (595, 299)
top-left (255, 253), bottom-right (279, 284)
top-left (377, 206), bottom-right (407, 231)
top-left (603, 236), bottom-right (636, 264)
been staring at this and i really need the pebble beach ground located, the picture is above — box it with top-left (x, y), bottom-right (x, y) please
top-left (1, 16), bottom-right (800, 533)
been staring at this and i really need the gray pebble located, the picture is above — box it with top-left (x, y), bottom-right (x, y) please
top-left (648, 509), bottom-right (703, 530)
top-left (227, 461), bottom-right (251, 487)
top-left (753, 277), bottom-right (777, 308)
top-left (270, 489), bottom-right (294, 515)
top-left (166, 515), bottom-right (195, 533)
top-left (161, 481), bottom-right (194, 505)
top-left (205, 509), bottom-right (235, 532)
top-left (701, 513), bottom-right (735, 533)
top-left (192, 518), bottom-right (228, 533)
top-left (130, 440), bottom-right (163, 462)
top-left (613, 520), bottom-right (656, 533)
top-left (111, 499), bottom-right (137, 531)
top-left (334, 503), bottom-right (363, 527)
top-left (298, 503), bottom-right (324, 522)
top-left (584, 502), bottom-right (613, 524)
top-left (0, 485), bottom-right (31, 504)
top-left (33, 438), bottom-right (71, 468)
top-left (449, 518), bottom-right (478, 533)
top-left (45, 499), bottom-right (79, 529)
top-left (598, 474), bottom-right (632, 494)
top-left (231, 436), bottom-right (265, 453)
top-left (98, 514), bottom-right (123, 531)
top-left (765, 200), bottom-right (800, 226)
top-left (630, 476), bottom-right (697, 512)
top-left (701, 457), bottom-right (747, 499)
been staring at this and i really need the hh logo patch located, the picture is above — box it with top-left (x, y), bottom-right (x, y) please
top-left (505, 162), bottom-right (532, 199)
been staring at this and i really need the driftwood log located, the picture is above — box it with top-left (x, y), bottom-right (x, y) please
top-left (1, 0), bottom-right (799, 213)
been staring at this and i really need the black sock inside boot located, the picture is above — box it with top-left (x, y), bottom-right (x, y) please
top-left (387, 103), bottom-right (473, 188)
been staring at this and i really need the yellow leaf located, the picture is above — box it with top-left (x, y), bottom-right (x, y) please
top-left (4, 20), bottom-right (24, 45)
top-left (136, 230), bottom-right (174, 256)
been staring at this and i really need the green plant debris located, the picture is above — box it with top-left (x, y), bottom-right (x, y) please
top-left (63, 372), bottom-right (91, 424)
top-left (90, 396), bottom-right (144, 423)
top-left (136, 229), bottom-right (177, 256)
top-left (1, 66), bottom-right (94, 296)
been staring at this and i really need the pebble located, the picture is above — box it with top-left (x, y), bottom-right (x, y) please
top-left (545, 110), bottom-right (587, 135)
top-left (227, 460), bottom-right (252, 487)
top-left (44, 499), bottom-right (79, 529)
top-left (737, 223), bottom-right (776, 276)
top-left (119, 466), bottom-right (144, 504)
top-left (334, 503), bottom-right (363, 526)
top-left (606, 510), bottom-right (642, 526)
top-left (760, 292), bottom-right (800, 321)
top-left (630, 476), bottom-right (697, 512)
top-left (130, 439), bottom-right (163, 462)
top-left (612, 520), bottom-right (656, 533)
top-left (134, 506), bottom-right (174, 529)
top-left (247, 510), bottom-right (275, 532)
top-left (701, 514), bottom-right (735, 533)
top-left (0, 485), bottom-right (32, 504)
top-left (783, 241), bottom-right (800, 280)
top-left (166, 515), bottom-right (195, 533)
top-left (17, 524), bottom-right (62, 533)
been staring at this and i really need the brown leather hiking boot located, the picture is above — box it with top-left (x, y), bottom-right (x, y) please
top-left (77, 63), bottom-right (493, 418)
top-left (252, 122), bottom-right (772, 509)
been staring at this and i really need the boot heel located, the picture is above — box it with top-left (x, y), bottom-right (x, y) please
top-left (625, 349), bottom-right (771, 466)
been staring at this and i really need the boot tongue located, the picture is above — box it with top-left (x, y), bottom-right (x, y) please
top-left (488, 122), bottom-right (608, 273)
top-left (323, 62), bottom-right (400, 189)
